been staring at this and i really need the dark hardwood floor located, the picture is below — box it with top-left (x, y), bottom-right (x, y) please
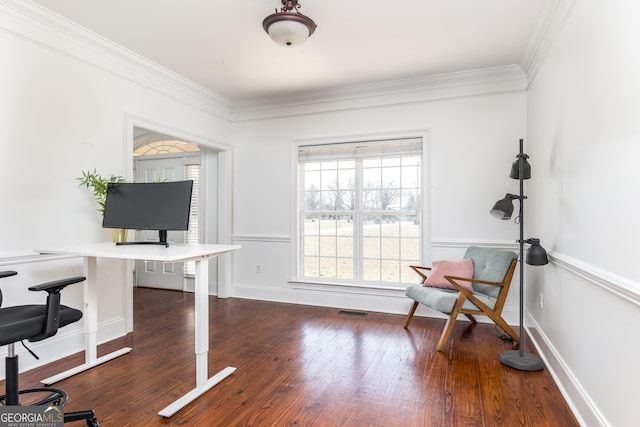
top-left (4, 288), bottom-right (579, 426)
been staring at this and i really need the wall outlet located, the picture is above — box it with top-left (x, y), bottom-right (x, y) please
top-left (539, 293), bottom-right (544, 309)
top-left (256, 264), bottom-right (261, 273)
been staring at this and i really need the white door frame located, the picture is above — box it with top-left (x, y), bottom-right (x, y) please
top-left (123, 116), bottom-right (233, 333)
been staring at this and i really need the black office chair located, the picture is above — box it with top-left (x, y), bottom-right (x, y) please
top-left (0, 270), bottom-right (99, 426)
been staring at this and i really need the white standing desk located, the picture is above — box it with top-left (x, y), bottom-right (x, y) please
top-left (35, 242), bottom-right (241, 417)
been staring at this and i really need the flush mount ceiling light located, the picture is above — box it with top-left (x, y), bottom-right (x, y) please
top-left (263, 0), bottom-right (317, 47)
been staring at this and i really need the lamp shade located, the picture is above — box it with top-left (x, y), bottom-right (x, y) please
top-left (525, 238), bottom-right (549, 265)
top-left (490, 194), bottom-right (515, 220)
top-left (509, 157), bottom-right (532, 180)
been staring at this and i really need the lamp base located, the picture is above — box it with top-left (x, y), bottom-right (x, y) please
top-left (500, 350), bottom-right (544, 371)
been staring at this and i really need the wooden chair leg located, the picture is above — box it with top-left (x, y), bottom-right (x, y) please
top-left (436, 297), bottom-right (466, 351)
top-left (436, 315), bottom-right (458, 351)
top-left (404, 301), bottom-right (419, 329)
top-left (464, 314), bottom-right (477, 324)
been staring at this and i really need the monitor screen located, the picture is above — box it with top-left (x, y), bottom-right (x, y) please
top-left (102, 181), bottom-right (193, 233)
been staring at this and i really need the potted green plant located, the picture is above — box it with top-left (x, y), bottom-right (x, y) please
top-left (77, 169), bottom-right (128, 242)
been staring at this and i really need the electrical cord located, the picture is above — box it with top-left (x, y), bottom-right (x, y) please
top-left (495, 325), bottom-right (514, 342)
top-left (21, 340), bottom-right (40, 360)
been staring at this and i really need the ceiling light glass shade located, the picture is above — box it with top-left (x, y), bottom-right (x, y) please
top-left (525, 238), bottom-right (549, 265)
top-left (509, 158), bottom-right (532, 180)
top-left (262, 1), bottom-right (317, 47)
top-left (490, 194), bottom-right (516, 220)
top-left (265, 17), bottom-right (314, 46)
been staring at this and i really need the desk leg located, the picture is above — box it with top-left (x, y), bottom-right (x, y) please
top-left (41, 256), bottom-right (132, 385)
top-left (85, 256), bottom-right (98, 361)
top-left (158, 256), bottom-right (235, 418)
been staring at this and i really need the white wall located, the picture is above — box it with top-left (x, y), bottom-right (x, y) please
top-left (5, 3), bottom-right (632, 426)
top-left (526, 1), bottom-right (640, 426)
top-left (0, 1), bottom-right (231, 374)
top-left (231, 89), bottom-right (528, 318)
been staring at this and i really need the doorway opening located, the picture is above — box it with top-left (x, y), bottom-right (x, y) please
top-left (133, 128), bottom-right (205, 291)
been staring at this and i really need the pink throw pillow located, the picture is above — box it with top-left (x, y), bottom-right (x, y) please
top-left (423, 258), bottom-right (474, 292)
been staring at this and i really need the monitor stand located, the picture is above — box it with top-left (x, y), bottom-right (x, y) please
top-left (115, 230), bottom-right (170, 248)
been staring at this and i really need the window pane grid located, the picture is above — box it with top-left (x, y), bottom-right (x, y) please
top-left (300, 143), bottom-right (422, 286)
top-left (303, 213), bottom-right (354, 279)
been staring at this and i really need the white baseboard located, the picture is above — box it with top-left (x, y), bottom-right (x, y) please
top-left (526, 315), bottom-right (607, 427)
top-left (0, 316), bottom-right (128, 379)
top-left (231, 282), bottom-right (518, 325)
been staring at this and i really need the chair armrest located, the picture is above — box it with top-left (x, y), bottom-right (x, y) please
top-left (409, 265), bottom-right (433, 281)
top-left (444, 276), bottom-right (494, 313)
top-left (443, 276), bottom-right (477, 294)
top-left (0, 271), bottom-right (17, 279)
top-left (28, 276), bottom-right (85, 342)
top-left (444, 275), bottom-right (505, 287)
top-left (0, 271), bottom-right (18, 306)
top-left (29, 276), bottom-right (86, 294)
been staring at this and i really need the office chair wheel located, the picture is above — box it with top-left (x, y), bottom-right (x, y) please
top-left (0, 273), bottom-right (98, 425)
top-left (63, 409), bottom-right (99, 426)
top-left (0, 390), bottom-right (99, 426)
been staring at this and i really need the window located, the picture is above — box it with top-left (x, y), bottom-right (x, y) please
top-left (298, 138), bottom-right (423, 286)
top-left (133, 139), bottom-right (200, 156)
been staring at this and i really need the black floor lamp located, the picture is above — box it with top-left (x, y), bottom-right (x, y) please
top-left (490, 139), bottom-right (548, 371)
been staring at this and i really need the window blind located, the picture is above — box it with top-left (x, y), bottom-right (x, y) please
top-left (298, 137), bottom-right (422, 162)
top-left (184, 164), bottom-right (199, 277)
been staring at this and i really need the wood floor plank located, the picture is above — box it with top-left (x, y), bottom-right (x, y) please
top-left (1, 288), bottom-right (579, 426)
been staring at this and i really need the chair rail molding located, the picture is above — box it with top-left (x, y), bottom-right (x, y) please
top-left (430, 239), bottom-right (519, 251)
top-left (548, 251), bottom-right (640, 307)
top-left (0, 251), bottom-right (79, 267)
top-left (232, 234), bottom-right (291, 243)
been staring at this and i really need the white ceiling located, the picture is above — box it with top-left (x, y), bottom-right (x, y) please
top-left (31, 0), bottom-right (546, 102)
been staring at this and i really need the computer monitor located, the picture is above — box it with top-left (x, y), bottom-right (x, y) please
top-left (102, 181), bottom-right (193, 247)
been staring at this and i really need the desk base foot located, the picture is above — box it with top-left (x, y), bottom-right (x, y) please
top-left (41, 347), bottom-right (132, 385)
top-left (158, 366), bottom-right (236, 418)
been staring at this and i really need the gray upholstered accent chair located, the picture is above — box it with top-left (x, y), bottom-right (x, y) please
top-left (404, 246), bottom-right (519, 351)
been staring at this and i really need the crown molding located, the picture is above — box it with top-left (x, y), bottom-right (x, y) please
top-left (5, 0), bottom-right (530, 124)
top-left (1, 0), bottom-right (232, 119)
top-left (520, 0), bottom-right (577, 86)
top-left (230, 65), bottom-right (528, 122)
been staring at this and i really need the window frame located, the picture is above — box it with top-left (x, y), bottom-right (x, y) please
top-left (290, 130), bottom-right (430, 290)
